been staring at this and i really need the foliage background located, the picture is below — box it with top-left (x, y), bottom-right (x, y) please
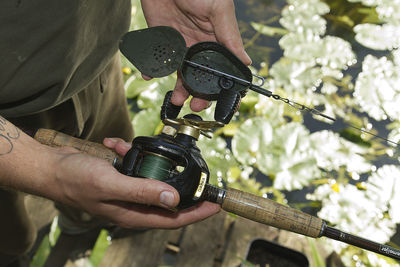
top-left (31, 0), bottom-right (400, 266)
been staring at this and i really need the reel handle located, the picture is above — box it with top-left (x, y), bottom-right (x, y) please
top-left (33, 129), bottom-right (122, 167)
top-left (161, 91), bottom-right (182, 120)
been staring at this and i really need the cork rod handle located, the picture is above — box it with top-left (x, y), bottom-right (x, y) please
top-left (222, 187), bottom-right (324, 238)
top-left (34, 128), bottom-right (123, 166)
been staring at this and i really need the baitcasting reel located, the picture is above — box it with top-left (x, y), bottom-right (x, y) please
top-left (120, 113), bottom-right (223, 209)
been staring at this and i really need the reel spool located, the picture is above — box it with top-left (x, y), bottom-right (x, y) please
top-left (120, 114), bottom-right (223, 209)
top-left (137, 152), bottom-right (175, 181)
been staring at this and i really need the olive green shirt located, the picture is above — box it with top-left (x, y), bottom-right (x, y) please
top-left (0, 0), bottom-right (131, 118)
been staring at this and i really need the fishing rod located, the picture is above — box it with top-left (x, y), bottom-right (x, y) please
top-left (32, 114), bottom-right (400, 261)
top-left (203, 184), bottom-right (400, 260)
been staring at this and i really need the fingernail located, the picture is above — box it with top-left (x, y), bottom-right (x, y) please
top-left (160, 191), bottom-right (176, 208)
top-left (122, 142), bottom-right (132, 149)
top-left (106, 138), bottom-right (118, 144)
top-left (245, 52), bottom-right (252, 65)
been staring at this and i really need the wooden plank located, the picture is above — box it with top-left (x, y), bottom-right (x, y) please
top-left (167, 228), bottom-right (183, 245)
top-left (44, 228), bottom-right (100, 267)
top-left (326, 252), bottom-right (346, 267)
top-left (25, 194), bottom-right (57, 231)
top-left (220, 215), bottom-right (334, 267)
top-left (277, 230), bottom-right (328, 267)
top-left (100, 229), bottom-right (170, 267)
top-left (221, 216), bottom-right (280, 267)
top-left (21, 194), bottom-right (58, 265)
top-left (175, 212), bottom-right (226, 267)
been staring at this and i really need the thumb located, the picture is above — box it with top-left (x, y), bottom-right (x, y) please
top-left (109, 173), bottom-right (180, 209)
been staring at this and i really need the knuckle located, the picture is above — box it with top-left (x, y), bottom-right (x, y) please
top-left (129, 183), bottom-right (151, 204)
top-left (115, 220), bottom-right (131, 229)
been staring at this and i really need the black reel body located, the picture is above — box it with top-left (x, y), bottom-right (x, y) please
top-left (120, 26), bottom-right (253, 124)
top-left (120, 125), bottom-right (210, 209)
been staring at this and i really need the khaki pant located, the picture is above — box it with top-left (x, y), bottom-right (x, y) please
top-left (0, 54), bottom-right (134, 258)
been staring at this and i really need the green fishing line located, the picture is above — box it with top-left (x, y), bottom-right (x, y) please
top-left (138, 154), bottom-right (172, 180)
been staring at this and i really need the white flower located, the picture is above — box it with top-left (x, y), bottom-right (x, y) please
top-left (376, 0), bottom-right (400, 25)
top-left (279, 32), bottom-right (324, 63)
top-left (366, 251), bottom-right (400, 267)
top-left (366, 165), bottom-right (400, 223)
top-left (310, 130), bottom-right (371, 173)
top-left (280, 0), bottom-right (329, 35)
top-left (354, 54), bottom-right (400, 121)
top-left (394, 48), bottom-right (400, 65)
top-left (352, 0), bottom-right (400, 50)
top-left (354, 24), bottom-right (400, 50)
top-left (197, 136), bottom-right (237, 185)
top-left (308, 183), bottom-right (396, 244)
top-left (346, 0), bottom-right (382, 7)
top-left (272, 0), bottom-right (355, 107)
top-left (321, 83), bottom-right (338, 94)
top-left (233, 120), bottom-right (321, 190)
top-left (388, 127), bottom-right (400, 148)
top-left (279, 32), bottom-right (355, 70)
top-left (270, 58), bottom-right (323, 94)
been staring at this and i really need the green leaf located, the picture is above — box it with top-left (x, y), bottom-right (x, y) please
top-left (30, 235), bottom-right (52, 267)
top-left (238, 257), bottom-right (258, 267)
top-left (231, 117), bottom-right (273, 166)
top-left (357, 8), bottom-right (381, 24)
top-left (89, 230), bottom-right (110, 267)
top-left (250, 22), bottom-right (288, 37)
top-left (239, 94), bottom-right (259, 113)
top-left (125, 75), bottom-right (155, 99)
top-left (332, 15), bottom-right (355, 27)
top-left (197, 136), bottom-right (236, 186)
top-left (132, 108), bottom-right (161, 137)
top-left (307, 238), bottom-right (326, 267)
top-left (136, 75), bottom-right (177, 109)
top-left (216, 122), bottom-right (240, 137)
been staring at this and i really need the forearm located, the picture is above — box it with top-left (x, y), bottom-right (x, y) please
top-left (0, 116), bottom-right (57, 196)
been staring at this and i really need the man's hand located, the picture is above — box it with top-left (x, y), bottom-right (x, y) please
top-left (40, 137), bottom-right (220, 229)
top-left (141, 0), bottom-right (251, 112)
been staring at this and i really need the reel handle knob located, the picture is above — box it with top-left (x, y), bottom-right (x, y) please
top-left (215, 89), bottom-right (241, 124)
top-left (161, 91), bottom-right (182, 120)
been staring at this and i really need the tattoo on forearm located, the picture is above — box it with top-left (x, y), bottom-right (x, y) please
top-left (0, 116), bottom-right (20, 155)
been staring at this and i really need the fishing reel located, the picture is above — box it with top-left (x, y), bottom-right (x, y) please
top-left (119, 111), bottom-right (223, 209)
